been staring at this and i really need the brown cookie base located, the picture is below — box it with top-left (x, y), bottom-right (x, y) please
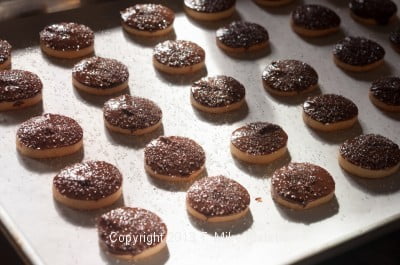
top-left (369, 92), bottom-right (400, 112)
top-left (338, 154), bottom-right (400, 178)
top-left (104, 118), bottom-right (162, 135)
top-left (264, 83), bottom-right (318, 97)
top-left (40, 43), bottom-right (94, 59)
top-left (230, 142), bottom-right (287, 164)
top-left (152, 57), bottom-right (205, 75)
top-left (0, 57), bottom-right (11, 70)
top-left (72, 77), bottom-right (128, 96)
top-left (16, 138), bottom-right (83, 158)
top-left (291, 21), bottom-right (340, 37)
top-left (122, 22), bottom-right (174, 37)
top-left (184, 6), bottom-right (235, 21)
top-left (254, 0), bottom-right (294, 7)
top-left (216, 39), bottom-right (269, 53)
top-left (272, 187), bottom-right (334, 210)
top-left (350, 11), bottom-right (397, 26)
top-left (302, 111), bottom-right (358, 132)
top-left (190, 93), bottom-right (245, 113)
top-left (186, 200), bottom-right (249, 222)
top-left (145, 164), bottom-right (205, 182)
top-left (333, 55), bottom-right (384, 72)
top-left (0, 93), bottom-right (42, 111)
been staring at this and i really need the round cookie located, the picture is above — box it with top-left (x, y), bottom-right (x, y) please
top-left (53, 161), bottom-right (123, 210)
top-left (339, 134), bottom-right (400, 178)
top-left (190, 75), bottom-right (246, 113)
top-left (144, 136), bottom-right (206, 182)
top-left (186, 175), bottom-right (250, 222)
top-left (303, 94), bottom-right (359, 132)
top-left (98, 207), bottom-right (167, 260)
top-left (291, 4), bottom-right (341, 37)
top-left (72, 56), bottom-right (129, 95)
top-left (216, 21), bottom-right (269, 53)
top-left (271, 163), bottom-right (335, 210)
top-left (16, 113), bottom-right (83, 158)
top-left (0, 70), bottom-right (42, 111)
top-left (262, 59), bottom-right (318, 96)
top-left (39, 22), bottom-right (94, 59)
top-left (349, 0), bottom-right (397, 25)
top-left (333, 36), bottom-right (385, 72)
top-left (389, 27), bottom-right (400, 53)
top-left (152, 40), bottom-right (205, 75)
top-left (120, 4), bottom-right (175, 37)
top-left (103, 94), bottom-right (162, 135)
top-left (369, 77), bottom-right (400, 112)
top-left (254, 0), bottom-right (295, 7)
top-left (230, 122), bottom-right (288, 164)
top-left (184, 0), bottom-right (235, 21)
top-left (0, 39), bottom-right (12, 69)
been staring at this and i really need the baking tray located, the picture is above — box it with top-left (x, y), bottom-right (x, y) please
top-left (0, 0), bottom-right (399, 264)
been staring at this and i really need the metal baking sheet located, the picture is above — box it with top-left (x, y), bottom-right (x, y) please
top-left (1, 0), bottom-right (399, 264)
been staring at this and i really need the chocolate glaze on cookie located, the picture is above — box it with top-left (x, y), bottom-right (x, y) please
top-left (0, 39), bottom-right (11, 64)
top-left (0, 70), bottom-right (42, 103)
top-left (144, 136), bottom-right (205, 178)
top-left (153, 40), bottom-right (205, 68)
top-left (187, 175), bottom-right (250, 217)
top-left (17, 114), bottom-right (83, 149)
top-left (390, 27), bottom-right (400, 51)
top-left (303, 94), bottom-right (358, 124)
top-left (370, 77), bottom-right (400, 106)
top-left (191, 75), bottom-right (245, 107)
top-left (333, 36), bottom-right (385, 66)
top-left (272, 163), bottom-right (335, 206)
top-left (103, 94), bottom-right (162, 131)
top-left (216, 21), bottom-right (269, 49)
top-left (184, 0), bottom-right (235, 13)
top-left (121, 4), bottom-right (175, 32)
top-left (231, 122), bottom-right (288, 155)
top-left (98, 207), bottom-right (167, 255)
top-left (73, 57), bottom-right (129, 89)
top-left (262, 60), bottom-right (318, 93)
top-left (292, 4), bottom-right (341, 30)
top-left (40, 22), bottom-right (94, 51)
top-left (349, 0), bottom-right (397, 25)
top-left (54, 161), bottom-right (122, 201)
top-left (340, 134), bottom-right (400, 170)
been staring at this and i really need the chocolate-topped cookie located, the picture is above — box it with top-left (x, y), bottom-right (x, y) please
top-left (303, 94), bottom-right (359, 131)
top-left (230, 122), bottom-right (288, 164)
top-left (333, 36), bottom-right (385, 72)
top-left (262, 60), bottom-right (318, 96)
top-left (16, 113), bottom-right (83, 158)
top-left (72, 56), bottom-right (129, 95)
top-left (369, 77), bottom-right (400, 112)
top-left (186, 175), bottom-right (250, 222)
top-left (121, 4), bottom-right (175, 36)
top-left (254, 0), bottom-right (295, 7)
top-left (98, 207), bottom-right (167, 260)
top-left (389, 27), bottom-right (400, 53)
top-left (349, 0), bottom-right (397, 25)
top-left (0, 70), bottom-right (42, 111)
top-left (153, 40), bottom-right (205, 74)
top-left (339, 134), bottom-right (400, 178)
top-left (291, 4), bottom-right (341, 37)
top-left (53, 161), bottom-right (123, 209)
top-left (190, 75), bottom-right (246, 113)
top-left (216, 21), bottom-right (269, 53)
top-left (144, 136), bottom-right (206, 181)
top-left (272, 163), bottom-right (335, 210)
top-left (184, 0), bottom-right (236, 21)
top-left (39, 22), bottom-right (94, 58)
top-left (103, 94), bottom-right (162, 135)
top-left (0, 39), bottom-right (12, 69)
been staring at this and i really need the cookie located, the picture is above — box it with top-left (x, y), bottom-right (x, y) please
top-left (16, 113), bottom-right (83, 158)
top-left (291, 4), bottom-right (341, 37)
top-left (53, 161), bottom-right (123, 210)
top-left (186, 175), bottom-right (250, 222)
top-left (39, 22), bottom-right (94, 59)
top-left (369, 77), bottom-right (400, 112)
top-left (271, 162), bottom-right (335, 210)
top-left (303, 94), bottom-right (358, 131)
top-left (144, 136), bottom-right (206, 182)
top-left (349, 0), bottom-right (397, 25)
top-left (72, 56), bottom-right (129, 95)
top-left (0, 70), bottom-right (42, 111)
top-left (230, 122), bottom-right (288, 164)
top-left (262, 59), bottom-right (318, 96)
top-left (98, 207), bottom-right (167, 260)
top-left (389, 27), bottom-right (400, 53)
top-left (254, 0), bottom-right (295, 7)
top-left (333, 36), bottom-right (385, 72)
top-left (0, 39), bottom-right (12, 69)
top-left (152, 40), bottom-right (205, 74)
top-left (184, 0), bottom-right (235, 21)
top-left (339, 134), bottom-right (400, 178)
top-left (103, 94), bottom-right (162, 135)
top-left (190, 75), bottom-right (246, 113)
top-left (216, 21), bottom-right (269, 53)
top-left (121, 4), bottom-right (175, 37)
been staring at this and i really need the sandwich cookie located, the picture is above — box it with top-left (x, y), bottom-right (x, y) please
top-left (0, 39), bottom-right (12, 69)
top-left (349, 0), bottom-right (397, 25)
top-left (184, 0), bottom-right (236, 21)
top-left (369, 77), bottom-right (400, 112)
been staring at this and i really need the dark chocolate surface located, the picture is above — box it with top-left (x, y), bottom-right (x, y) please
top-left (0, 39), bottom-right (11, 64)
top-left (184, 0), bottom-right (235, 13)
top-left (389, 27), bottom-right (400, 48)
top-left (153, 40), bottom-right (205, 68)
top-left (349, 0), bottom-right (397, 25)
top-left (0, 70), bottom-right (42, 103)
top-left (370, 77), bottom-right (400, 106)
top-left (292, 4), bottom-right (341, 30)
